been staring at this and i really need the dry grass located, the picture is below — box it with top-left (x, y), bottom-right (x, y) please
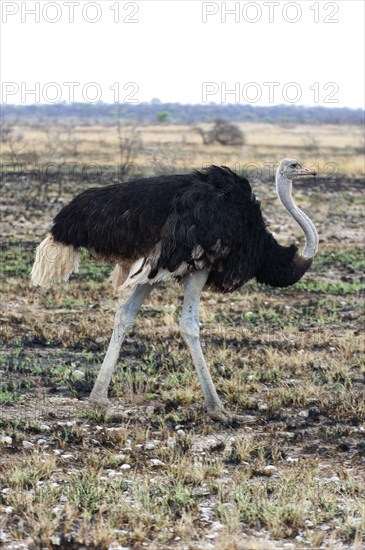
top-left (1, 121), bottom-right (364, 174)
top-left (0, 122), bottom-right (364, 549)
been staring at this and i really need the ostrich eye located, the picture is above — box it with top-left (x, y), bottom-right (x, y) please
top-left (290, 163), bottom-right (297, 168)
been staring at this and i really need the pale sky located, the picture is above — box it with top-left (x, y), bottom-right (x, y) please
top-left (1, 0), bottom-right (364, 108)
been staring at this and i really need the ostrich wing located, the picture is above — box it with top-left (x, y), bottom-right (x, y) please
top-left (154, 166), bottom-right (269, 292)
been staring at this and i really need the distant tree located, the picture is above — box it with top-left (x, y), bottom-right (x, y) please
top-left (193, 119), bottom-right (245, 146)
top-left (1, 103), bottom-right (364, 126)
top-left (156, 111), bottom-right (169, 124)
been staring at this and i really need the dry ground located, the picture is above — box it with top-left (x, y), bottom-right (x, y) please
top-left (2, 121), bottom-right (364, 175)
top-left (0, 122), bottom-right (364, 549)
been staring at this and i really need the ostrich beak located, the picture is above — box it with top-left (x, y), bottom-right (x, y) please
top-left (297, 167), bottom-right (317, 177)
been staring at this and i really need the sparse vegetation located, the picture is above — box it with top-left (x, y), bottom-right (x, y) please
top-left (0, 119), bottom-right (364, 549)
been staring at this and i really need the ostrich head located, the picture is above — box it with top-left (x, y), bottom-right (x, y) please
top-left (278, 158), bottom-right (316, 180)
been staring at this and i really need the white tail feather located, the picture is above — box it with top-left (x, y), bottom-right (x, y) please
top-left (109, 263), bottom-right (131, 293)
top-left (30, 234), bottom-right (81, 288)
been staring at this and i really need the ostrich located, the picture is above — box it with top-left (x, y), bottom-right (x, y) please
top-left (30, 159), bottom-right (318, 420)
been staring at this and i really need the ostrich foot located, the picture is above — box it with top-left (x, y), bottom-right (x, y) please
top-left (207, 407), bottom-right (229, 422)
top-left (207, 408), bottom-right (248, 427)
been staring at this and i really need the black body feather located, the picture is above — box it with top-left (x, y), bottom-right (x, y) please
top-left (51, 166), bottom-right (310, 292)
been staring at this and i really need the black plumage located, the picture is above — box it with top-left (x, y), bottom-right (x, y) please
top-left (51, 165), bottom-right (310, 292)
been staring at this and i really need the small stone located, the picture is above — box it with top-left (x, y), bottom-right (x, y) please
top-left (145, 441), bottom-right (156, 450)
top-left (116, 453), bottom-right (127, 461)
top-left (37, 439), bottom-right (47, 445)
top-left (40, 424), bottom-right (51, 431)
top-left (210, 521), bottom-right (223, 531)
top-left (263, 465), bottom-right (277, 476)
top-left (72, 369), bottom-right (85, 380)
top-left (50, 535), bottom-right (61, 545)
top-left (5, 507), bottom-right (12, 515)
top-left (0, 531), bottom-right (10, 542)
top-left (206, 532), bottom-right (219, 540)
top-left (167, 437), bottom-right (176, 448)
top-left (191, 435), bottom-right (225, 453)
top-left (0, 436), bottom-right (12, 445)
top-left (22, 441), bottom-right (34, 449)
top-left (150, 459), bottom-right (165, 467)
top-left (120, 464), bottom-right (131, 470)
top-left (61, 454), bottom-right (74, 459)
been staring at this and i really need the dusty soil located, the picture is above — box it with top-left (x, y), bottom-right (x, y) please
top-left (0, 161), bottom-right (364, 549)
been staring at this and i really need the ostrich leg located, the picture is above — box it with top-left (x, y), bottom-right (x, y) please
top-left (180, 270), bottom-right (225, 419)
top-left (89, 283), bottom-right (153, 407)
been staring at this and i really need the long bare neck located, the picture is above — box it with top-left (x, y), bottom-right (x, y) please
top-left (276, 172), bottom-right (318, 259)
